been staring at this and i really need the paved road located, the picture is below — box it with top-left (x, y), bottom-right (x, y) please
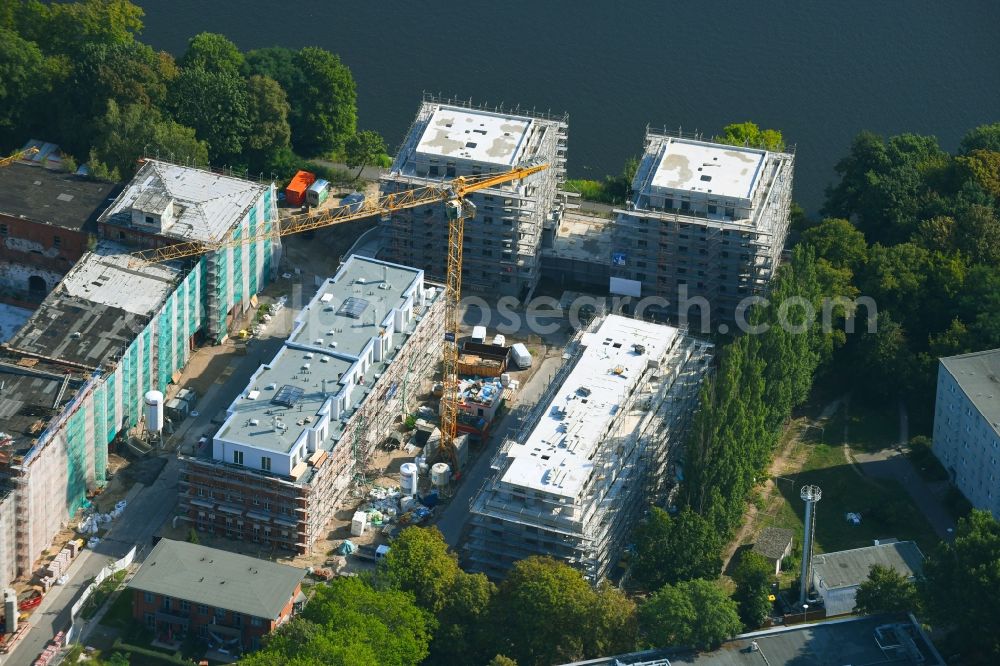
top-left (436, 355), bottom-right (566, 547)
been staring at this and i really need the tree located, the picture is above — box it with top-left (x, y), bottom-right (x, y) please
top-left (169, 66), bottom-right (250, 164)
top-left (429, 571), bottom-right (496, 666)
top-left (179, 32), bottom-right (244, 77)
top-left (105, 652), bottom-right (130, 666)
top-left (853, 564), bottom-right (920, 615)
top-left (95, 100), bottom-right (207, 175)
top-left (956, 150), bottom-right (1000, 198)
top-left (0, 28), bottom-right (54, 140)
top-left (921, 510), bottom-right (1000, 658)
top-left (487, 657), bottom-right (518, 666)
top-left (378, 526), bottom-right (461, 614)
top-left (638, 579), bottom-right (741, 651)
top-left (801, 218), bottom-right (868, 272)
top-left (27, 0), bottom-right (144, 55)
top-left (244, 74), bottom-right (291, 171)
top-left (487, 557), bottom-right (598, 666)
top-left (714, 121), bottom-right (785, 151)
top-left (632, 507), bottom-right (722, 589)
top-left (243, 577), bottom-right (434, 666)
top-left (587, 582), bottom-right (638, 658)
top-left (288, 47), bottom-right (357, 156)
top-left (732, 551), bottom-right (773, 629)
top-left (345, 130), bottom-right (387, 181)
top-left (959, 122), bottom-right (1000, 154)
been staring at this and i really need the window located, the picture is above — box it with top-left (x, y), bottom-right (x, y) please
top-left (233, 450), bottom-right (243, 465)
top-left (708, 204), bottom-right (717, 215)
top-left (145, 215), bottom-right (155, 225)
top-left (428, 165), bottom-right (439, 177)
top-left (0, 224), bottom-right (7, 236)
top-left (53, 235), bottom-right (61, 248)
top-left (215, 607), bottom-right (226, 620)
top-left (198, 604), bottom-right (208, 615)
top-left (162, 597), bottom-right (171, 610)
top-left (180, 600), bottom-right (190, 611)
top-left (234, 614), bottom-right (242, 627)
top-left (251, 616), bottom-right (263, 627)
top-left (145, 613), bottom-right (155, 628)
top-left (116, 230), bottom-right (126, 241)
top-left (680, 200), bottom-right (690, 211)
top-left (144, 592), bottom-right (154, 603)
top-left (261, 456), bottom-right (271, 472)
top-left (724, 207), bottom-right (735, 218)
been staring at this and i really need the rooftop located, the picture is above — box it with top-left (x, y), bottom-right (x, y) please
top-left (215, 256), bottom-right (432, 459)
top-left (753, 527), bottom-right (795, 560)
top-left (545, 211), bottom-right (613, 263)
top-left (500, 315), bottom-right (678, 499)
top-left (940, 348), bottom-right (1000, 436)
top-left (416, 105), bottom-right (532, 166)
top-left (812, 541), bottom-right (924, 591)
top-left (98, 160), bottom-right (267, 243)
top-left (649, 137), bottom-right (766, 201)
top-left (0, 359), bottom-right (84, 457)
top-left (128, 539), bottom-right (304, 620)
top-left (559, 614), bottom-right (944, 666)
top-left (6, 242), bottom-right (182, 369)
top-left (0, 161), bottom-right (118, 232)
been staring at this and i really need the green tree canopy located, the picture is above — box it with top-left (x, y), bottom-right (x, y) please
top-left (378, 526), bottom-right (461, 614)
top-left (244, 74), bottom-right (291, 172)
top-left (0, 27), bottom-right (53, 140)
top-left (732, 551), bottom-right (774, 629)
top-left (714, 121), bottom-right (785, 151)
top-left (428, 571), bottom-right (496, 666)
top-left (169, 66), bottom-right (250, 164)
top-left (638, 579), bottom-right (742, 650)
top-left (632, 507), bottom-right (722, 589)
top-left (180, 32), bottom-right (244, 77)
top-left (345, 129), bottom-right (387, 180)
top-left (487, 557), bottom-right (627, 666)
top-left (288, 47), bottom-right (357, 156)
top-left (853, 564), bottom-right (921, 616)
top-left (959, 122), bottom-right (1000, 154)
top-left (921, 510), bottom-right (1000, 658)
top-left (18, 0), bottom-right (144, 54)
top-left (801, 218), bottom-right (868, 271)
top-left (242, 576), bottom-right (434, 666)
top-left (95, 100), bottom-right (207, 176)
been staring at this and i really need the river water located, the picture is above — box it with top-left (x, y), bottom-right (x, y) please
top-left (136, 0), bottom-right (1000, 212)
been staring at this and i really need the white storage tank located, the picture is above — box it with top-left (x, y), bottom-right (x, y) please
top-left (351, 510), bottom-right (368, 537)
top-left (144, 390), bottom-right (164, 432)
top-left (431, 463), bottom-right (451, 488)
top-left (399, 462), bottom-right (419, 496)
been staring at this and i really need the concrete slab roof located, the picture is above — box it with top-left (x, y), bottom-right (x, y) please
top-left (129, 539), bottom-right (304, 620)
top-left (546, 211), bottom-right (613, 263)
top-left (0, 162), bottom-right (118, 232)
top-left (416, 105), bottom-right (531, 166)
top-left (812, 541), bottom-right (924, 591)
top-left (0, 360), bottom-right (84, 456)
top-left (650, 138), bottom-right (766, 201)
top-left (6, 242), bottom-right (182, 369)
top-left (99, 160), bottom-right (267, 243)
top-left (940, 348), bottom-right (1000, 436)
top-left (501, 315), bottom-right (678, 499)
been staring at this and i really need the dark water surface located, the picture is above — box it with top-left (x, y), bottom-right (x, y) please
top-left (136, 0), bottom-right (1000, 212)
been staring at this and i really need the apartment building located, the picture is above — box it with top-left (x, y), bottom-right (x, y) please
top-left (610, 130), bottom-right (794, 322)
top-left (468, 314), bottom-right (713, 581)
top-left (932, 349), bottom-right (1000, 516)
top-left (129, 539), bottom-right (304, 654)
top-left (380, 95), bottom-right (567, 299)
top-left (178, 255), bottom-right (444, 553)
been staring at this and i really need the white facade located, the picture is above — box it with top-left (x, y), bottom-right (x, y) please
top-left (932, 349), bottom-right (1000, 516)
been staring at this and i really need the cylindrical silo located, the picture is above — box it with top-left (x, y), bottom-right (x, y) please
top-left (430, 463), bottom-right (451, 488)
top-left (144, 390), bottom-right (164, 433)
top-left (399, 462), bottom-right (418, 496)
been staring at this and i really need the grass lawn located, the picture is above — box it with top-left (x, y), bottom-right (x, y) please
top-left (100, 589), bottom-right (135, 630)
top-left (79, 569), bottom-right (126, 620)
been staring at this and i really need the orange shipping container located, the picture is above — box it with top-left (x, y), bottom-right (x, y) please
top-left (285, 170), bottom-right (316, 206)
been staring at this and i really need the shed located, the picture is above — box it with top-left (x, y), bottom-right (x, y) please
top-left (752, 527), bottom-right (795, 575)
top-left (285, 170), bottom-right (316, 207)
top-left (812, 540), bottom-right (924, 616)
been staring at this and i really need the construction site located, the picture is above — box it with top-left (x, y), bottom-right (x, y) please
top-left (467, 314), bottom-right (713, 581)
top-left (380, 94), bottom-right (568, 299)
top-left (609, 129), bottom-right (795, 321)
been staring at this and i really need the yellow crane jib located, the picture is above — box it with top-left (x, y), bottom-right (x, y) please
top-left (0, 146), bottom-right (40, 169)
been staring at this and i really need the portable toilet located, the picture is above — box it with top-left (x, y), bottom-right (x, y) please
top-left (285, 170), bottom-right (316, 207)
top-left (307, 179), bottom-right (330, 207)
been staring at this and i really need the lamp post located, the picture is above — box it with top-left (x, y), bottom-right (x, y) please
top-left (802, 603), bottom-right (809, 624)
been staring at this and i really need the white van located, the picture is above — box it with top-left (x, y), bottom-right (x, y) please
top-left (471, 326), bottom-right (487, 344)
top-left (492, 333), bottom-right (506, 347)
top-left (510, 343), bottom-right (532, 369)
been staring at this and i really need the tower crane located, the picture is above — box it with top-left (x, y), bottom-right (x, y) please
top-left (131, 161), bottom-right (549, 470)
top-left (0, 146), bottom-right (39, 169)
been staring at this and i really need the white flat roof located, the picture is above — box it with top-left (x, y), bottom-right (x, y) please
top-left (100, 160), bottom-right (268, 243)
top-left (500, 315), bottom-right (678, 499)
top-left (415, 106), bottom-right (531, 166)
top-left (651, 138), bottom-right (766, 200)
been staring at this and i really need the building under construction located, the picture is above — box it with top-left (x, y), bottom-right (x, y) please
top-left (609, 130), bottom-right (794, 322)
top-left (467, 314), bottom-right (713, 582)
top-left (178, 255), bottom-right (444, 553)
top-left (380, 94), bottom-right (567, 299)
top-left (0, 162), bottom-right (278, 589)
